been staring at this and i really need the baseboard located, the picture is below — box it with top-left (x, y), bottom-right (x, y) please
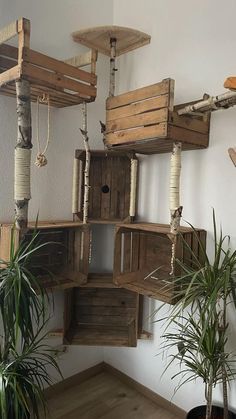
top-left (44, 361), bottom-right (186, 418)
top-left (103, 362), bottom-right (186, 418)
top-left (44, 362), bottom-right (104, 399)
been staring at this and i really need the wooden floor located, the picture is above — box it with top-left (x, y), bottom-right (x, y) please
top-left (44, 371), bottom-right (181, 419)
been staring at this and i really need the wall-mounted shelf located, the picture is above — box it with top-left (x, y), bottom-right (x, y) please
top-left (0, 221), bottom-right (90, 290)
top-left (75, 150), bottom-right (136, 223)
top-left (0, 18), bottom-right (97, 107)
top-left (113, 223), bottom-right (206, 303)
top-left (63, 286), bottom-right (140, 347)
top-left (105, 79), bottom-right (210, 154)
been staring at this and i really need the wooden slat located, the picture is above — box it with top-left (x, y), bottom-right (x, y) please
top-left (167, 125), bottom-right (209, 148)
top-left (106, 123), bottom-right (167, 146)
top-left (106, 94), bottom-right (169, 121)
top-left (106, 108), bottom-right (168, 133)
top-left (64, 50), bottom-right (97, 69)
top-left (22, 62), bottom-right (96, 97)
top-left (170, 111), bottom-right (210, 134)
top-left (28, 49), bottom-right (97, 85)
top-left (0, 43), bottom-right (18, 59)
top-left (106, 79), bottom-right (172, 110)
top-left (0, 20), bottom-right (18, 45)
top-left (0, 65), bottom-right (21, 86)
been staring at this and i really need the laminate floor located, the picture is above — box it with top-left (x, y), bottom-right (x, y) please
top-left (43, 371), bottom-right (181, 419)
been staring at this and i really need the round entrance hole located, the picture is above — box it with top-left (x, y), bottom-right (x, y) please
top-left (101, 184), bottom-right (110, 193)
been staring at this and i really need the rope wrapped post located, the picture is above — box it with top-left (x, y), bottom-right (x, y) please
top-left (129, 155), bottom-right (138, 222)
top-left (15, 79), bottom-right (32, 233)
top-left (169, 142), bottom-right (183, 275)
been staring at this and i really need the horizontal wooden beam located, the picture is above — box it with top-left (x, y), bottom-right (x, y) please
top-left (64, 49), bottom-right (97, 69)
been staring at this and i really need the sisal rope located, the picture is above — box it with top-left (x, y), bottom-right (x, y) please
top-left (35, 94), bottom-right (50, 167)
top-left (14, 148), bottom-right (31, 200)
top-left (129, 158), bottom-right (138, 217)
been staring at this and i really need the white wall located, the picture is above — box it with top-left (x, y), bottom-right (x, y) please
top-left (0, 0), bottom-right (114, 378)
top-left (2, 0), bottom-right (236, 412)
top-left (103, 0), bottom-right (236, 412)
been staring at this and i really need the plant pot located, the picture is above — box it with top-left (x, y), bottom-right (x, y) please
top-left (186, 405), bottom-right (236, 419)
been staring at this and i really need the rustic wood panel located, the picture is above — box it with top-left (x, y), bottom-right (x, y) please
top-left (64, 286), bottom-right (139, 346)
top-left (113, 223), bottom-right (206, 303)
top-left (0, 18), bottom-right (97, 107)
top-left (76, 150), bottom-right (133, 222)
top-left (105, 79), bottom-right (210, 154)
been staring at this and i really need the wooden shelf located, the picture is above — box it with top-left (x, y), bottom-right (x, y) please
top-left (0, 18), bottom-right (97, 108)
top-left (81, 273), bottom-right (118, 288)
top-left (72, 26), bottom-right (151, 57)
top-left (105, 79), bottom-right (211, 154)
top-left (113, 223), bottom-right (207, 303)
top-left (64, 287), bottom-right (139, 347)
top-left (0, 221), bottom-right (90, 290)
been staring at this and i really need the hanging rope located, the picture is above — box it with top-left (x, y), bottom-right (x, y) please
top-left (14, 148), bottom-right (31, 201)
top-left (35, 93), bottom-right (50, 168)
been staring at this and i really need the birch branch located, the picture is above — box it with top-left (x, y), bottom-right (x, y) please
top-left (15, 79), bottom-right (32, 233)
top-left (109, 37), bottom-right (117, 97)
top-left (80, 102), bottom-right (90, 224)
top-left (178, 91), bottom-right (236, 116)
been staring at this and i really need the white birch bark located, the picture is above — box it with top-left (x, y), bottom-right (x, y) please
top-left (15, 79), bottom-right (32, 233)
top-left (109, 38), bottom-right (117, 97)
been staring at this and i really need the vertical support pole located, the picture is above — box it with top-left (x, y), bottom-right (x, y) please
top-left (81, 102), bottom-right (90, 224)
top-left (129, 155), bottom-right (138, 222)
top-left (169, 142), bottom-right (182, 275)
top-left (15, 79), bottom-right (32, 233)
top-left (109, 38), bottom-right (117, 97)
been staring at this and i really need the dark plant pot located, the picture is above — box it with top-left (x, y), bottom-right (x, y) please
top-left (186, 405), bottom-right (236, 419)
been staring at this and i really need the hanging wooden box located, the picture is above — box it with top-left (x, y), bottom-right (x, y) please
top-left (105, 79), bottom-right (210, 154)
top-left (63, 285), bottom-right (139, 347)
top-left (0, 221), bottom-right (90, 290)
top-left (113, 223), bottom-right (206, 303)
top-left (0, 18), bottom-right (97, 107)
top-left (75, 150), bottom-right (135, 222)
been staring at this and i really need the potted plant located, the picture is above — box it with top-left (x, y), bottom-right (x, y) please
top-left (159, 212), bottom-right (236, 419)
top-left (0, 228), bottom-right (61, 418)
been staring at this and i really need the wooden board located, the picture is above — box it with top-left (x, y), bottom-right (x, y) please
top-left (113, 223), bottom-right (206, 303)
top-left (105, 80), bottom-right (210, 154)
top-left (75, 150), bottom-right (134, 222)
top-left (0, 18), bottom-right (97, 107)
top-left (72, 26), bottom-right (151, 57)
top-left (63, 287), bottom-right (139, 347)
top-left (0, 221), bottom-right (90, 290)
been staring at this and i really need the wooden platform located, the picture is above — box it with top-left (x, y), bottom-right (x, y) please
top-left (0, 221), bottom-right (90, 291)
top-left (63, 287), bottom-right (139, 347)
top-left (72, 26), bottom-right (151, 57)
top-left (0, 18), bottom-right (97, 107)
top-left (105, 79), bottom-right (211, 154)
top-left (113, 223), bottom-right (207, 303)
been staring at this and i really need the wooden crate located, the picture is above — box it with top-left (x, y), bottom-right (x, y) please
top-left (0, 221), bottom-right (90, 290)
top-left (63, 285), bottom-right (139, 347)
top-left (75, 150), bottom-right (134, 222)
top-left (105, 79), bottom-right (210, 154)
top-left (113, 223), bottom-right (206, 303)
top-left (0, 18), bottom-right (97, 107)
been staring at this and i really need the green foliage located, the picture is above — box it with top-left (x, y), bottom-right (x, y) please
top-left (0, 227), bottom-right (61, 419)
top-left (159, 211), bottom-right (236, 419)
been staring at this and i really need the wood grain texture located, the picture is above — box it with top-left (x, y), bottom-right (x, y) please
top-left (44, 366), bottom-right (185, 419)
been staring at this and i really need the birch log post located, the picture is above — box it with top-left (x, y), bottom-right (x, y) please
top-left (15, 79), bottom-right (32, 233)
top-left (129, 156), bottom-right (138, 221)
top-left (169, 142), bottom-right (182, 275)
top-left (109, 38), bottom-right (117, 97)
top-left (80, 102), bottom-right (90, 224)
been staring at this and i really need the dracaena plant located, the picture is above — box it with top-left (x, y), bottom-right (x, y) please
top-left (0, 226), bottom-right (61, 419)
top-left (158, 211), bottom-right (236, 419)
